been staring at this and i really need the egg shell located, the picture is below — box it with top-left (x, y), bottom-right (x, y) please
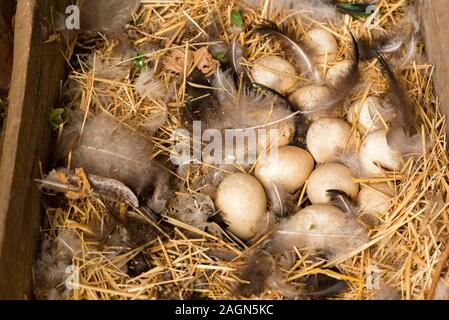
top-left (216, 173), bottom-right (267, 240)
top-left (358, 183), bottom-right (394, 215)
top-left (306, 28), bottom-right (339, 65)
top-left (306, 163), bottom-right (359, 204)
top-left (359, 129), bottom-right (403, 176)
top-left (347, 96), bottom-right (391, 133)
top-left (289, 85), bottom-right (332, 115)
top-left (251, 55), bottom-right (299, 94)
top-left (272, 204), bottom-right (367, 257)
top-left (256, 118), bottom-right (296, 153)
top-left (306, 117), bottom-right (354, 163)
top-left (326, 61), bottom-right (351, 87)
top-left (255, 146), bottom-right (315, 193)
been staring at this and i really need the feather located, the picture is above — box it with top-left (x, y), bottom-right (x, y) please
top-left (326, 189), bottom-right (358, 215)
top-left (370, 285), bottom-right (401, 300)
top-left (235, 249), bottom-right (298, 298)
top-left (314, 29), bottom-right (360, 113)
top-left (434, 273), bottom-right (449, 300)
top-left (230, 40), bottom-right (245, 76)
top-left (386, 125), bottom-right (430, 157)
top-left (255, 21), bottom-right (321, 82)
top-left (259, 22), bottom-right (360, 116)
top-left (37, 168), bottom-right (140, 207)
top-left (58, 112), bottom-right (173, 214)
top-left (193, 70), bottom-right (296, 130)
top-left (168, 192), bottom-right (221, 237)
top-left (235, 249), bottom-right (276, 297)
top-left (135, 69), bottom-right (166, 100)
top-left (366, 6), bottom-right (420, 68)
top-left (241, 0), bottom-right (373, 21)
top-left (359, 37), bottom-right (433, 156)
top-left (376, 54), bottom-right (417, 132)
top-left (266, 182), bottom-right (287, 216)
top-left (183, 69), bottom-right (299, 164)
top-left (304, 271), bottom-right (348, 299)
top-left (34, 229), bottom-right (82, 300)
top-left (78, 0), bottom-right (141, 35)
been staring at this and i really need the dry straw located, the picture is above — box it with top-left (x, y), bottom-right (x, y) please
top-left (35, 0), bottom-right (448, 300)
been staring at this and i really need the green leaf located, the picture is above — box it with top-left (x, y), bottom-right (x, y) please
top-left (184, 99), bottom-right (193, 109)
top-left (336, 2), bottom-right (376, 18)
top-left (214, 51), bottom-right (227, 64)
top-left (134, 52), bottom-right (146, 72)
top-left (49, 108), bottom-right (65, 130)
top-left (231, 10), bottom-right (244, 28)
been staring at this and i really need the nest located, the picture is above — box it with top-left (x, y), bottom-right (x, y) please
top-left (33, 0), bottom-right (449, 300)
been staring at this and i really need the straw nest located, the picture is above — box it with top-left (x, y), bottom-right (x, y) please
top-left (34, 0), bottom-right (449, 300)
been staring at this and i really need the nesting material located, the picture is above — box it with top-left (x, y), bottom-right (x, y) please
top-left (33, 0), bottom-right (449, 301)
top-left (59, 113), bottom-right (172, 213)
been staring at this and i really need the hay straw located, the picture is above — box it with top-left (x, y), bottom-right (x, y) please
top-left (36, 0), bottom-right (449, 300)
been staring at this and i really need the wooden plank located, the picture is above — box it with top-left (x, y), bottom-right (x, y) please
top-left (417, 0), bottom-right (449, 132)
top-left (0, 0), bottom-right (69, 299)
top-left (0, 0), bottom-right (16, 159)
top-left (0, 0), bottom-right (14, 93)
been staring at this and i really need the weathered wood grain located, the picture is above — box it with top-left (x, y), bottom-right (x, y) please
top-left (0, 0), bottom-right (69, 299)
top-left (417, 0), bottom-right (449, 133)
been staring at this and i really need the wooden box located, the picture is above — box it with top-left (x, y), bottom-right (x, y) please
top-left (0, 0), bottom-right (447, 299)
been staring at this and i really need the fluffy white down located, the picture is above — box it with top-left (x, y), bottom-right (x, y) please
top-left (135, 69), bottom-right (166, 100)
top-left (59, 113), bottom-right (172, 213)
top-left (169, 192), bottom-right (220, 237)
top-left (34, 230), bottom-right (81, 300)
top-left (78, 0), bottom-right (141, 34)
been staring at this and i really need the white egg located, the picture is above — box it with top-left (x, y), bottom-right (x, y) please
top-left (359, 129), bottom-right (402, 176)
top-left (256, 118), bottom-right (296, 154)
top-left (358, 183), bottom-right (394, 215)
top-left (255, 146), bottom-right (315, 193)
top-left (307, 163), bottom-right (359, 204)
top-left (216, 173), bottom-right (267, 240)
top-left (347, 96), bottom-right (392, 133)
top-left (306, 117), bottom-right (354, 163)
top-left (326, 61), bottom-right (351, 87)
top-left (288, 85), bottom-right (338, 120)
top-left (251, 55), bottom-right (299, 94)
top-left (306, 28), bottom-right (339, 65)
top-left (271, 204), bottom-right (367, 257)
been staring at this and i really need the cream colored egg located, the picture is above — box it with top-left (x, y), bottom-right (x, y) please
top-left (359, 129), bottom-right (402, 176)
top-left (255, 146), bottom-right (315, 193)
top-left (326, 61), bottom-right (351, 87)
top-left (216, 173), bottom-right (267, 240)
top-left (288, 85), bottom-right (332, 117)
top-left (255, 119), bottom-right (296, 159)
top-left (358, 183), bottom-right (394, 215)
top-left (306, 163), bottom-right (359, 204)
top-left (251, 55), bottom-right (299, 94)
top-left (306, 117), bottom-right (354, 163)
top-left (272, 204), bottom-right (367, 256)
top-left (306, 28), bottom-right (339, 64)
top-left (347, 96), bottom-right (391, 133)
